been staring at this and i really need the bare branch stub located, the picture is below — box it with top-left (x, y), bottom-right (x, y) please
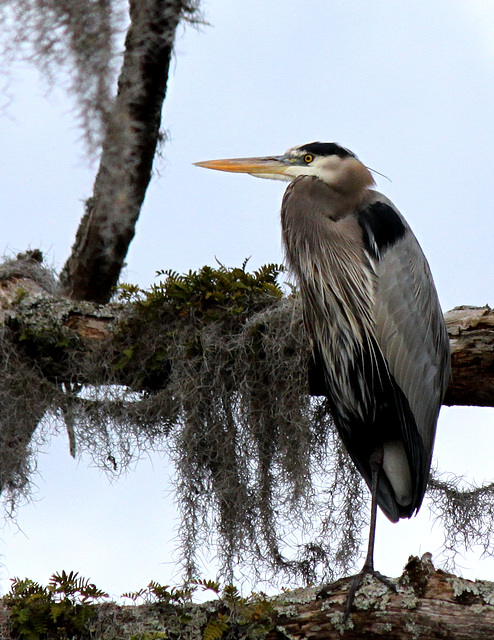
top-left (60, 0), bottom-right (197, 304)
top-left (443, 305), bottom-right (494, 407)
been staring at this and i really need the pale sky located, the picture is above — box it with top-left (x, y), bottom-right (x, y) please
top-left (1, 0), bottom-right (494, 599)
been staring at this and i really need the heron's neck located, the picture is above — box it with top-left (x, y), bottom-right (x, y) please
top-left (320, 180), bottom-right (371, 221)
top-left (317, 157), bottom-right (375, 217)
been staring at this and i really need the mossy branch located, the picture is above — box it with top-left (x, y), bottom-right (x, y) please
top-left (2, 258), bottom-right (493, 405)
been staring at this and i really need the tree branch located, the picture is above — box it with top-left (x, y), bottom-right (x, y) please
top-left (443, 305), bottom-right (494, 407)
top-left (60, 0), bottom-right (196, 304)
top-left (2, 262), bottom-right (494, 406)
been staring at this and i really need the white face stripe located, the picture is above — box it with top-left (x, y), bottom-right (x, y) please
top-left (282, 155), bottom-right (336, 179)
top-left (247, 152), bottom-right (349, 183)
top-left (280, 153), bottom-right (375, 192)
top-left (249, 171), bottom-right (293, 182)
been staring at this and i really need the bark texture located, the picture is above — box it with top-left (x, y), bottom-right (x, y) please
top-left (59, 0), bottom-right (193, 304)
top-left (444, 305), bottom-right (494, 407)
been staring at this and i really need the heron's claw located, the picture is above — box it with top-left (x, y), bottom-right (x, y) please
top-left (344, 567), bottom-right (396, 621)
top-left (316, 576), bottom-right (348, 600)
top-left (317, 568), bottom-right (396, 623)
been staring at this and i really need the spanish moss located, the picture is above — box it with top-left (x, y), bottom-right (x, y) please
top-left (0, 255), bottom-right (493, 586)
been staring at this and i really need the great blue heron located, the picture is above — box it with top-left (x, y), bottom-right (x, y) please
top-left (195, 142), bottom-right (451, 614)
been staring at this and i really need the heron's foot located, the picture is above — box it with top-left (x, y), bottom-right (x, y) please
top-left (317, 567), bottom-right (396, 623)
top-left (316, 576), bottom-right (348, 601)
top-left (344, 566), bottom-right (396, 621)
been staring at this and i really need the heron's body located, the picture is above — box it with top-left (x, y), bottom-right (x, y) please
top-left (195, 142), bottom-right (451, 612)
top-left (282, 175), bottom-right (449, 521)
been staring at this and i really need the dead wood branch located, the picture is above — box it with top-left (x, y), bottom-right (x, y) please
top-left (60, 0), bottom-right (198, 304)
top-left (444, 305), bottom-right (494, 407)
top-left (265, 554), bottom-right (494, 640)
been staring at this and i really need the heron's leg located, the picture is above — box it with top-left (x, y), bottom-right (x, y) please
top-left (318, 447), bottom-right (396, 620)
top-left (362, 446), bottom-right (383, 570)
top-left (342, 447), bottom-right (396, 619)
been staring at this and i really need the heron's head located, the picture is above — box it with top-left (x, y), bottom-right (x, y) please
top-left (195, 142), bottom-right (375, 194)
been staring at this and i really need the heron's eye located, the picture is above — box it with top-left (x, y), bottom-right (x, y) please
top-left (304, 154), bottom-right (314, 164)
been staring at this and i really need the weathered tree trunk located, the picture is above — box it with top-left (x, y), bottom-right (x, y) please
top-left (60, 0), bottom-right (195, 304)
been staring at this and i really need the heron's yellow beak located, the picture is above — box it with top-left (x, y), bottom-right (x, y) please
top-left (194, 156), bottom-right (292, 180)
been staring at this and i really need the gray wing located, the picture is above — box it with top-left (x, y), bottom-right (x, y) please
top-left (363, 192), bottom-right (451, 460)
